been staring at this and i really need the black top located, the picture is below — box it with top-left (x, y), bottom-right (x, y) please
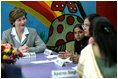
top-left (74, 37), bottom-right (89, 54)
top-left (1, 64), bottom-right (23, 78)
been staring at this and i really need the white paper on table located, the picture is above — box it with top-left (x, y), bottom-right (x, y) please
top-left (51, 57), bottom-right (72, 63)
top-left (29, 52), bottom-right (36, 58)
top-left (50, 59), bottom-right (56, 62)
top-left (30, 60), bottom-right (53, 64)
top-left (51, 69), bottom-right (77, 78)
top-left (72, 65), bottom-right (78, 70)
top-left (51, 57), bottom-right (72, 67)
top-left (44, 49), bottom-right (53, 55)
top-left (46, 55), bottom-right (58, 58)
top-left (64, 57), bottom-right (72, 63)
top-left (54, 58), bottom-right (66, 66)
top-left (22, 52), bottom-right (36, 58)
top-left (22, 53), bottom-right (30, 58)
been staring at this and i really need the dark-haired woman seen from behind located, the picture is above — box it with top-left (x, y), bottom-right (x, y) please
top-left (77, 17), bottom-right (117, 78)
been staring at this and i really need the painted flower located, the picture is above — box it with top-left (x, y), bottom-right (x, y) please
top-left (12, 50), bottom-right (17, 53)
top-left (4, 48), bottom-right (10, 53)
top-left (3, 55), bottom-right (8, 59)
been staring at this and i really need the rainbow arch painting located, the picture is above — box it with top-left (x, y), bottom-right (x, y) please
top-left (2, 1), bottom-right (63, 28)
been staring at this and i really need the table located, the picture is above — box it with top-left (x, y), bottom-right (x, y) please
top-left (15, 53), bottom-right (78, 78)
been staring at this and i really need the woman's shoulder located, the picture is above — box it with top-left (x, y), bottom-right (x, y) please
top-left (27, 27), bottom-right (36, 32)
top-left (27, 27), bottom-right (38, 36)
top-left (88, 37), bottom-right (94, 44)
top-left (3, 28), bottom-right (12, 34)
top-left (81, 44), bottom-right (92, 53)
top-left (80, 44), bottom-right (93, 58)
top-left (27, 27), bottom-right (38, 35)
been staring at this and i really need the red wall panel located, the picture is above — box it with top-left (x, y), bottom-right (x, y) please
top-left (96, 1), bottom-right (117, 31)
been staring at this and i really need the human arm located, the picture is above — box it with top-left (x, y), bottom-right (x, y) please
top-left (28, 29), bottom-right (46, 53)
top-left (78, 75), bottom-right (82, 78)
top-left (1, 31), bottom-right (14, 49)
top-left (58, 50), bottom-right (73, 59)
top-left (2, 31), bottom-right (8, 44)
top-left (18, 44), bottom-right (29, 53)
top-left (76, 49), bottom-right (87, 78)
top-left (71, 52), bottom-right (79, 64)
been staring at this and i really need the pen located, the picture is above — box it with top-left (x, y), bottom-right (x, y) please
top-left (64, 50), bottom-right (72, 53)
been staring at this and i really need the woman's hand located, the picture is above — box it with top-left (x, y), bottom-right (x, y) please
top-left (78, 74), bottom-right (82, 78)
top-left (18, 44), bottom-right (29, 53)
top-left (71, 52), bottom-right (79, 64)
top-left (58, 51), bottom-right (72, 59)
top-left (58, 52), bottom-right (66, 59)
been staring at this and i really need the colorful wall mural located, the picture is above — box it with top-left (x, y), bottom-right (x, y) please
top-left (1, 1), bottom-right (117, 52)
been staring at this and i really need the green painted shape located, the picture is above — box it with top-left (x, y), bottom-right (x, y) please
top-left (66, 41), bottom-right (74, 54)
top-left (46, 14), bottom-right (81, 46)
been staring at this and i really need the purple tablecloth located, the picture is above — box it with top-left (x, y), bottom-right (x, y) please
top-left (15, 53), bottom-right (77, 78)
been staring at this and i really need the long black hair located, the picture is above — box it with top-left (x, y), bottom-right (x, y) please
top-left (73, 24), bottom-right (88, 54)
top-left (90, 17), bottom-right (117, 67)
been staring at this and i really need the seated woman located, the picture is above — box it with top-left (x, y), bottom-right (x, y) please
top-left (73, 24), bottom-right (89, 55)
top-left (82, 14), bottom-right (100, 44)
top-left (58, 24), bottom-right (88, 63)
top-left (77, 17), bottom-right (117, 78)
top-left (2, 7), bottom-right (46, 53)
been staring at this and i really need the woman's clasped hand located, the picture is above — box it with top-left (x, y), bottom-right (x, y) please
top-left (18, 44), bottom-right (29, 53)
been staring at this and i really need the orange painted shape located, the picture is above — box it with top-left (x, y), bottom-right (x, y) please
top-left (21, 1), bottom-right (56, 22)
